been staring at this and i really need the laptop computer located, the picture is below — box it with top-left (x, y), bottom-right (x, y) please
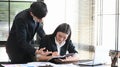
top-left (75, 46), bottom-right (108, 66)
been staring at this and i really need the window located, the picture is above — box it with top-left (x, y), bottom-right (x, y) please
top-left (0, 0), bottom-right (36, 42)
top-left (95, 0), bottom-right (120, 65)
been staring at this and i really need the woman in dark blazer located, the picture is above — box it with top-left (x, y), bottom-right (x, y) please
top-left (6, 2), bottom-right (51, 64)
top-left (38, 23), bottom-right (79, 61)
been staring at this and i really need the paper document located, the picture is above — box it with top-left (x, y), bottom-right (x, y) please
top-left (2, 62), bottom-right (79, 67)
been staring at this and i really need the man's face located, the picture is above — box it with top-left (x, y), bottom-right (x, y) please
top-left (33, 16), bottom-right (43, 23)
top-left (30, 12), bottom-right (43, 23)
top-left (55, 32), bottom-right (68, 44)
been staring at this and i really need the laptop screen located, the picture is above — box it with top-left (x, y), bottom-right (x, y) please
top-left (75, 46), bottom-right (110, 66)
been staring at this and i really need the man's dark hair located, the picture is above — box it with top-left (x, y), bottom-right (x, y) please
top-left (30, 2), bottom-right (48, 19)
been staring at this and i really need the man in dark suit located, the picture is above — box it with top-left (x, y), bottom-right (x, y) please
top-left (6, 1), bottom-right (51, 64)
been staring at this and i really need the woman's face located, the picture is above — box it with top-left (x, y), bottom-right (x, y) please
top-left (56, 32), bottom-right (69, 44)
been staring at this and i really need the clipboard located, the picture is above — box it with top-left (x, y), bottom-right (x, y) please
top-left (48, 53), bottom-right (76, 64)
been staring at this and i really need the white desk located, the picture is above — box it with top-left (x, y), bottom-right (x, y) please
top-left (1, 61), bottom-right (111, 67)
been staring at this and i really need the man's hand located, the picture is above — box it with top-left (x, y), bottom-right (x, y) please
top-left (35, 48), bottom-right (53, 61)
top-left (52, 51), bottom-right (59, 56)
top-left (35, 48), bottom-right (52, 56)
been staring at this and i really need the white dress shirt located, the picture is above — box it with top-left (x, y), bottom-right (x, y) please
top-left (55, 37), bottom-right (66, 55)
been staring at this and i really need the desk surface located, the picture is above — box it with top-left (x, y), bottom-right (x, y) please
top-left (1, 61), bottom-right (111, 67)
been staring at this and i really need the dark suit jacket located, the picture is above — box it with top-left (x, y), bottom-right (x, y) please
top-left (39, 35), bottom-right (78, 56)
top-left (6, 9), bottom-right (45, 63)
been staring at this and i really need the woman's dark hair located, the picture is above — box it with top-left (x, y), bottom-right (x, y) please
top-left (30, 1), bottom-right (48, 19)
top-left (52, 23), bottom-right (71, 41)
